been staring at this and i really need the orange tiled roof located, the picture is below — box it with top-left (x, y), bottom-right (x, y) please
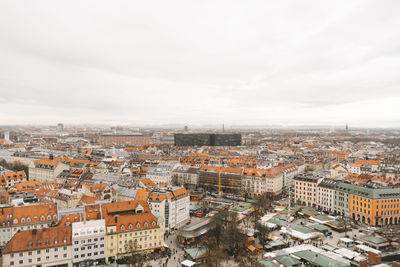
top-left (141, 179), bottom-right (156, 188)
top-left (2, 225), bottom-right (72, 254)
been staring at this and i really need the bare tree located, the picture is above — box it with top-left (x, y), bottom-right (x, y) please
top-left (255, 221), bottom-right (271, 249)
top-left (124, 239), bottom-right (145, 267)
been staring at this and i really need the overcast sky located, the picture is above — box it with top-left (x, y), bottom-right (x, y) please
top-left (1, 0), bottom-right (400, 128)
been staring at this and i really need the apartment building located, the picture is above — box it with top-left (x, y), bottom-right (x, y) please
top-left (293, 176), bottom-right (323, 208)
top-left (0, 171), bottom-right (27, 188)
top-left (2, 225), bottom-right (72, 267)
top-left (146, 162), bottom-right (179, 185)
top-left (198, 166), bottom-right (243, 194)
top-left (241, 168), bottom-right (284, 197)
top-left (171, 165), bottom-right (199, 186)
top-left (72, 219), bottom-right (106, 266)
top-left (98, 134), bottom-right (151, 146)
top-left (147, 187), bottom-right (190, 230)
top-left (101, 200), bottom-right (164, 263)
top-left (0, 202), bottom-right (58, 248)
top-left (316, 179), bottom-right (338, 213)
top-left (333, 182), bottom-right (351, 216)
top-left (29, 159), bottom-right (69, 184)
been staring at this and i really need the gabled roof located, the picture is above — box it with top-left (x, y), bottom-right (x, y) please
top-left (2, 225), bottom-right (72, 254)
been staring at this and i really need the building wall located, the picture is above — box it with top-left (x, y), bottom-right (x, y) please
top-left (72, 220), bottom-right (106, 265)
top-left (106, 224), bottom-right (164, 262)
top-left (98, 135), bottom-right (151, 146)
top-left (350, 196), bottom-right (400, 226)
top-left (2, 245), bottom-right (72, 267)
top-left (333, 190), bottom-right (350, 216)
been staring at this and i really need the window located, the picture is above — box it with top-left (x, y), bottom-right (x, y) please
top-left (46, 256), bottom-right (50, 260)
top-left (63, 254), bottom-right (67, 258)
top-left (37, 257), bottom-right (41, 262)
top-left (28, 251), bottom-right (32, 256)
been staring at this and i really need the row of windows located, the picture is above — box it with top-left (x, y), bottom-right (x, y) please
top-left (14, 215), bottom-right (56, 224)
top-left (10, 253), bottom-right (68, 266)
top-left (120, 221), bottom-right (156, 230)
top-left (74, 251), bottom-right (104, 259)
top-left (74, 237), bottom-right (104, 244)
top-left (74, 244), bottom-right (104, 251)
top-left (11, 246), bottom-right (67, 257)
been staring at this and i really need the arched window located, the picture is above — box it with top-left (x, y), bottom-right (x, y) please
top-left (40, 216), bottom-right (45, 221)
top-left (144, 222), bottom-right (148, 227)
top-left (53, 215), bottom-right (57, 220)
top-left (128, 224), bottom-right (133, 229)
top-left (152, 221), bottom-right (156, 226)
top-left (121, 225), bottom-right (125, 230)
top-left (136, 222), bottom-right (140, 228)
top-left (47, 215), bottom-right (51, 220)
top-left (27, 217), bottom-right (31, 222)
top-left (21, 218), bottom-right (25, 223)
top-left (13, 219), bottom-right (18, 224)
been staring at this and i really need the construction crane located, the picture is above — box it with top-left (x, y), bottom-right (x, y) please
top-left (208, 155), bottom-right (222, 196)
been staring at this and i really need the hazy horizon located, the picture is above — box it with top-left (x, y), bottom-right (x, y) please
top-left (1, 1), bottom-right (400, 127)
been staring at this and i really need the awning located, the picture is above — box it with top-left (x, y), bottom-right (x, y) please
top-left (163, 242), bottom-right (169, 248)
top-left (181, 259), bottom-right (196, 267)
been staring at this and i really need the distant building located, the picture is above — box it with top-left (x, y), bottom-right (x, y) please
top-left (57, 123), bottom-right (64, 132)
top-left (174, 133), bottom-right (241, 146)
top-left (28, 159), bottom-right (70, 184)
top-left (98, 134), bottom-right (151, 146)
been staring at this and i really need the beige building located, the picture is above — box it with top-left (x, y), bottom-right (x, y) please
top-left (29, 159), bottom-right (69, 184)
top-left (293, 176), bottom-right (323, 208)
top-left (102, 200), bottom-right (164, 263)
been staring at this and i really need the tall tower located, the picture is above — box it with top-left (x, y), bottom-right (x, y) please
top-left (4, 131), bottom-right (10, 144)
top-left (222, 123), bottom-right (225, 133)
top-left (346, 123), bottom-right (348, 133)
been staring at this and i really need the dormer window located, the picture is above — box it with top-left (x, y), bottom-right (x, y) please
top-left (37, 240), bottom-right (41, 246)
top-left (54, 238), bottom-right (58, 244)
top-left (121, 225), bottom-right (125, 230)
top-left (40, 216), bottom-right (45, 221)
top-left (45, 240), bottom-right (50, 245)
top-left (13, 219), bottom-right (18, 224)
top-left (63, 237), bottom-right (67, 243)
top-left (28, 242), bottom-right (33, 248)
top-left (129, 224), bottom-right (133, 229)
top-left (47, 215), bottom-right (51, 220)
top-left (21, 218), bottom-right (25, 223)
top-left (144, 222), bottom-right (148, 227)
top-left (53, 215), bottom-right (57, 220)
top-left (136, 222), bottom-right (140, 228)
top-left (152, 221), bottom-right (156, 226)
